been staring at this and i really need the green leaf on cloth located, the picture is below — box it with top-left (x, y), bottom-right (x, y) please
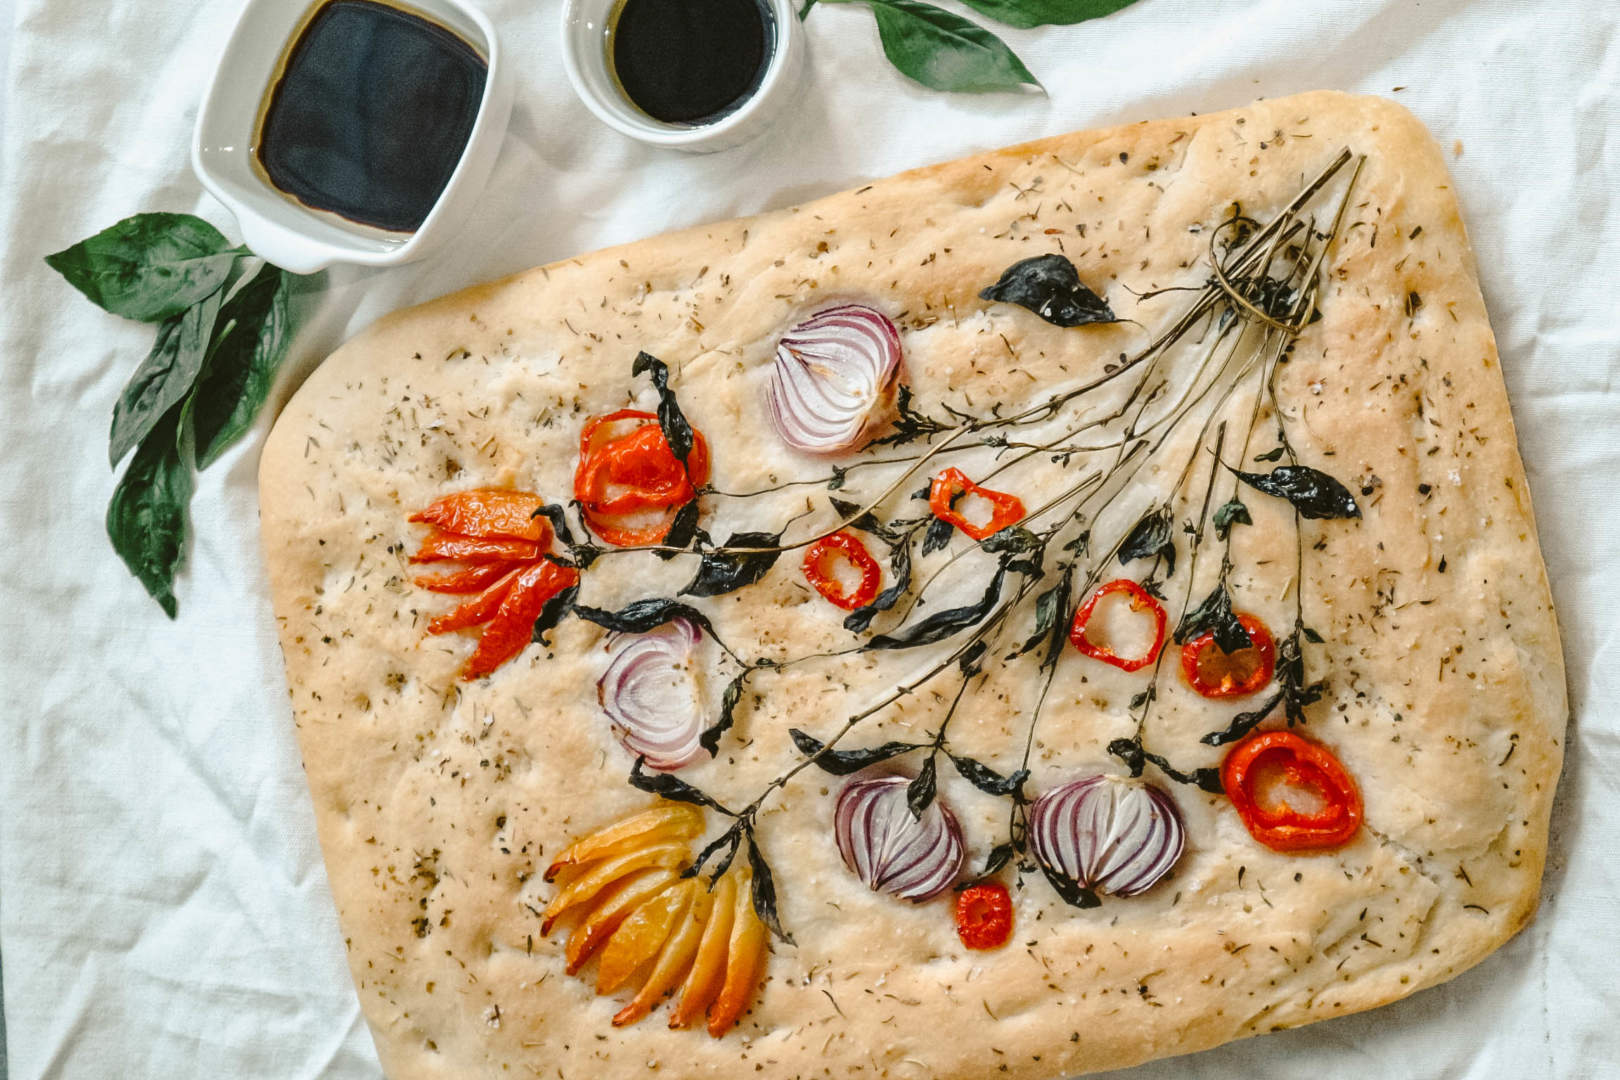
top-left (958, 0), bottom-right (1139, 30)
top-left (45, 212), bottom-right (241, 323)
top-left (108, 285), bottom-right (222, 467)
top-left (106, 406), bottom-right (193, 618)
top-left (185, 261), bottom-right (295, 468)
top-left (840, 0), bottom-right (1041, 93)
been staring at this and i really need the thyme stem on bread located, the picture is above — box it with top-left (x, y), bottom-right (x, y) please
top-left (581, 150), bottom-right (1372, 932)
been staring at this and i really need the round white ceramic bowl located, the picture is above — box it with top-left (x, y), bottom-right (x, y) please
top-left (560, 0), bottom-right (804, 154)
top-left (192, 0), bottom-right (514, 274)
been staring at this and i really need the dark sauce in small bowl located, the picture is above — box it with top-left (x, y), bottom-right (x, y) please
top-left (609, 0), bottom-right (774, 125)
top-left (255, 0), bottom-right (487, 233)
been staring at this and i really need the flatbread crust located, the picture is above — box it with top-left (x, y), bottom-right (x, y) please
top-left (258, 91), bottom-right (1566, 1079)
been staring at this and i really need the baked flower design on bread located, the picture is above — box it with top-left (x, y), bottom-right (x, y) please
top-left (408, 489), bottom-right (580, 680)
top-left (263, 96), bottom-right (1568, 1076)
top-left (541, 804), bottom-right (767, 1036)
top-left (404, 148), bottom-right (1383, 1035)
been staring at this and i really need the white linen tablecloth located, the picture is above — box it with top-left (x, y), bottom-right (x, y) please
top-left (2, 0), bottom-right (1615, 1076)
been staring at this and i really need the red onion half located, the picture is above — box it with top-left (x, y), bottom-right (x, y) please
top-left (597, 619), bottom-right (705, 771)
top-left (767, 304), bottom-right (903, 454)
top-left (834, 774), bottom-right (964, 902)
top-left (1029, 774), bottom-right (1185, 898)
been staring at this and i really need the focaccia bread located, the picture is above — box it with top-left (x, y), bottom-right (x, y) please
top-left (258, 91), bottom-right (1567, 1079)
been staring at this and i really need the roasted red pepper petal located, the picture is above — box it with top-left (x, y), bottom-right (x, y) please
top-left (928, 467), bottom-right (1024, 541)
top-left (579, 427), bottom-right (696, 514)
top-left (955, 882), bottom-right (1013, 950)
top-left (409, 530), bottom-right (544, 564)
top-left (426, 567), bottom-right (521, 635)
top-left (578, 409), bottom-right (657, 462)
top-left (1068, 579), bottom-right (1167, 673)
top-left (574, 410), bottom-right (711, 547)
top-left (413, 562), bottom-right (514, 594)
top-left (582, 506), bottom-right (682, 547)
top-left (802, 531), bottom-right (882, 610)
top-left (462, 560), bottom-right (581, 680)
top-left (408, 489), bottom-right (550, 543)
top-left (1180, 612), bottom-right (1276, 698)
top-left (1221, 730), bottom-right (1362, 852)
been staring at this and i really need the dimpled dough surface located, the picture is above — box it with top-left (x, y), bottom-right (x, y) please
top-left (258, 92), bottom-right (1566, 1080)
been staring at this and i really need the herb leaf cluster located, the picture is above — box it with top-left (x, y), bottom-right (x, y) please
top-left (46, 213), bottom-right (311, 616)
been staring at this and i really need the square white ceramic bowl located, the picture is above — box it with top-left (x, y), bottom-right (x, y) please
top-left (192, 0), bottom-right (513, 273)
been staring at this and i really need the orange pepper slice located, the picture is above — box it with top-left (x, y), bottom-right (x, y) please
top-left (425, 567), bottom-right (521, 635)
top-left (408, 530), bottom-right (543, 564)
top-left (408, 488), bottom-right (549, 542)
top-left (412, 562), bottom-right (514, 594)
top-left (461, 559), bottom-right (580, 680)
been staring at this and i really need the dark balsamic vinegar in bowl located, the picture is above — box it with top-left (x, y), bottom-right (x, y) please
top-left (255, 0), bottom-right (487, 233)
top-left (609, 0), bottom-right (775, 126)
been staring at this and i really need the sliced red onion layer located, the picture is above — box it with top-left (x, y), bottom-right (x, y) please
top-left (767, 303), bottom-right (903, 454)
top-left (834, 774), bottom-right (964, 902)
top-left (596, 619), bottom-right (705, 771)
top-left (1029, 773), bottom-right (1185, 898)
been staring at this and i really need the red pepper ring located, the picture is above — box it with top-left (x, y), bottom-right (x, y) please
top-left (1179, 612), bottom-right (1276, 699)
top-left (955, 881), bottom-right (1013, 950)
top-left (1068, 579), bottom-right (1168, 673)
top-left (802, 531), bottom-right (882, 610)
top-left (1221, 730), bottom-right (1363, 852)
top-left (929, 467), bottom-right (1025, 541)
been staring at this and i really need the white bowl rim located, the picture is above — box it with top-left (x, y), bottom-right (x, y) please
top-left (558, 0), bottom-right (801, 150)
top-left (191, 0), bottom-right (511, 272)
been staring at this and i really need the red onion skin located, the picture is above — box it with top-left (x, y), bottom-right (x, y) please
top-left (1029, 774), bottom-right (1185, 898)
top-left (834, 773), bottom-right (964, 903)
top-left (597, 619), bottom-right (705, 771)
top-left (767, 303), bottom-right (903, 455)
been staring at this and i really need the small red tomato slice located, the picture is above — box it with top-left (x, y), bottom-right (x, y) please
top-left (412, 562), bottom-right (515, 594)
top-left (955, 882), bottom-right (1013, 950)
top-left (573, 410), bottom-right (713, 547)
top-left (1180, 612), bottom-right (1276, 698)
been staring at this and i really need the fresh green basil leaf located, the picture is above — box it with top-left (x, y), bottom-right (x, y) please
top-left (854, 0), bottom-right (1040, 94)
top-left (958, 0), bottom-right (1139, 30)
top-left (109, 286), bottom-right (223, 467)
top-left (188, 266), bottom-right (293, 468)
top-left (45, 213), bottom-right (240, 322)
top-left (106, 406), bottom-right (193, 618)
